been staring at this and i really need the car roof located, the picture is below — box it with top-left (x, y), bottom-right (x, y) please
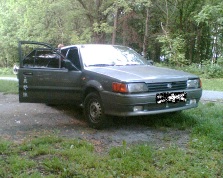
top-left (60, 44), bottom-right (125, 50)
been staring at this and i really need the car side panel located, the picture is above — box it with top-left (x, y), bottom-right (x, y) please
top-left (19, 68), bottom-right (82, 104)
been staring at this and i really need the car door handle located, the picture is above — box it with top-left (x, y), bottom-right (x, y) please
top-left (23, 72), bottom-right (33, 76)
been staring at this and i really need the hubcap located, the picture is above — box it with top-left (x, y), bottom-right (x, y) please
top-left (89, 101), bottom-right (102, 123)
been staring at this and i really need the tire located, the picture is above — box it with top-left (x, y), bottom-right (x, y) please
top-left (84, 92), bottom-right (108, 129)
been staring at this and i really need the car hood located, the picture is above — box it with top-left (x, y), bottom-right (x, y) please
top-left (86, 65), bottom-right (198, 83)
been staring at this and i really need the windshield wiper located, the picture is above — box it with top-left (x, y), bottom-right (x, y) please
top-left (125, 63), bottom-right (141, 66)
top-left (89, 64), bottom-right (115, 67)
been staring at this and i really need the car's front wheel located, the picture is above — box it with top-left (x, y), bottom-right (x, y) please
top-left (84, 92), bottom-right (108, 129)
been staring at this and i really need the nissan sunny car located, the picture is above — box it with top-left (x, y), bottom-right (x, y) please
top-left (18, 41), bottom-right (202, 128)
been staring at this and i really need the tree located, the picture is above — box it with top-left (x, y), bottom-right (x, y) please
top-left (1, 0), bottom-right (223, 68)
top-left (0, 0), bottom-right (21, 66)
top-left (195, 2), bottom-right (223, 63)
top-left (76, 0), bottom-right (114, 43)
top-left (155, 0), bottom-right (188, 66)
top-left (134, 0), bottom-right (152, 58)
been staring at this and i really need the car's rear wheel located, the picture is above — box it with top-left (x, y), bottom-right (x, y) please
top-left (84, 92), bottom-right (108, 129)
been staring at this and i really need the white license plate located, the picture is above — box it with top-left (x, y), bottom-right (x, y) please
top-left (156, 92), bottom-right (187, 104)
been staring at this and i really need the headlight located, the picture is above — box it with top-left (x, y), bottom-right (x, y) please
top-left (112, 82), bottom-right (148, 93)
top-left (128, 83), bottom-right (148, 93)
top-left (187, 79), bottom-right (201, 88)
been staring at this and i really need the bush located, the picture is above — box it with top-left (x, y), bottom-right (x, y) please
top-left (157, 35), bottom-right (188, 67)
top-left (202, 64), bottom-right (223, 78)
top-left (217, 57), bottom-right (223, 66)
top-left (0, 68), bottom-right (14, 76)
top-left (157, 62), bottom-right (223, 79)
top-left (182, 63), bottom-right (203, 76)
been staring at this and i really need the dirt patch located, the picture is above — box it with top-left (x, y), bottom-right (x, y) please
top-left (0, 93), bottom-right (190, 152)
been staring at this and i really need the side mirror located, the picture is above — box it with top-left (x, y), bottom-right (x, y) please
top-left (62, 59), bottom-right (77, 71)
top-left (147, 60), bottom-right (154, 65)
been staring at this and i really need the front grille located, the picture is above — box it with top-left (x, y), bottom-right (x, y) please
top-left (144, 102), bottom-right (187, 111)
top-left (146, 81), bottom-right (187, 92)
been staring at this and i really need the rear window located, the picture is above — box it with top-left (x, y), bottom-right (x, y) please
top-left (23, 48), bottom-right (60, 68)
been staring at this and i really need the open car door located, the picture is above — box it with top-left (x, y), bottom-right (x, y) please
top-left (18, 41), bottom-right (82, 104)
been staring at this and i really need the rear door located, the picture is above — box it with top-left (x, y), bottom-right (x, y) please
top-left (18, 41), bottom-right (82, 104)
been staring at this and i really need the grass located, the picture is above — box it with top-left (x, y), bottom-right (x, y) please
top-left (0, 80), bottom-right (18, 94)
top-left (0, 102), bottom-right (222, 177)
top-left (201, 78), bottom-right (223, 91)
top-left (0, 67), bottom-right (14, 76)
top-left (0, 68), bottom-right (18, 94)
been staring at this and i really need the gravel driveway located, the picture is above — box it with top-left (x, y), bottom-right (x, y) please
top-left (0, 93), bottom-right (191, 152)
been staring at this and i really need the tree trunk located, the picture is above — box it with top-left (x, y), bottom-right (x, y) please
top-left (112, 9), bottom-right (118, 45)
top-left (142, 8), bottom-right (149, 58)
top-left (122, 16), bottom-right (127, 46)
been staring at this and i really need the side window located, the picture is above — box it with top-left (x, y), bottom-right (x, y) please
top-left (66, 48), bottom-right (81, 70)
top-left (61, 49), bottom-right (68, 57)
top-left (60, 49), bottom-right (69, 60)
top-left (23, 48), bottom-right (60, 68)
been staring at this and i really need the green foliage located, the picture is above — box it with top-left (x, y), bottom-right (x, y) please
top-left (157, 35), bottom-right (189, 66)
top-left (93, 22), bottom-right (113, 34)
top-left (203, 64), bottom-right (223, 78)
top-left (158, 61), bottom-right (223, 79)
top-left (189, 63), bottom-right (223, 79)
top-left (0, 0), bottom-right (223, 73)
top-left (218, 56), bottom-right (223, 66)
top-left (0, 68), bottom-right (14, 76)
top-left (70, 30), bottom-right (92, 44)
top-left (195, 3), bottom-right (223, 25)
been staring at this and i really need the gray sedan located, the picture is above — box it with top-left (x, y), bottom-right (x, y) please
top-left (18, 42), bottom-right (202, 129)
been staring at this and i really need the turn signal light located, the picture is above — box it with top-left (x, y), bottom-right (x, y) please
top-left (112, 82), bottom-right (128, 93)
top-left (199, 78), bottom-right (202, 88)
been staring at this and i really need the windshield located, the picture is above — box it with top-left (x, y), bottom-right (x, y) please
top-left (80, 45), bottom-right (147, 67)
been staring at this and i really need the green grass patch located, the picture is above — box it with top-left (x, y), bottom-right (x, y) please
top-left (201, 78), bottom-right (223, 91)
top-left (0, 80), bottom-right (18, 94)
top-left (0, 67), bottom-right (14, 76)
top-left (0, 102), bottom-right (222, 177)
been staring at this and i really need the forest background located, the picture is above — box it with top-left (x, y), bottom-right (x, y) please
top-left (0, 0), bottom-right (223, 77)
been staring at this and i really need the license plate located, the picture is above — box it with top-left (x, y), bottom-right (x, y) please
top-left (156, 92), bottom-right (187, 104)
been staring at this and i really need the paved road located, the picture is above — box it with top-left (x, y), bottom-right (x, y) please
top-left (201, 90), bottom-right (223, 101)
top-left (0, 77), bottom-right (18, 81)
top-left (0, 77), bottom-right (223, 101)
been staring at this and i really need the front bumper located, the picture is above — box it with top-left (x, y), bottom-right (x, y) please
top-left (100, 88), bottom-right (202, 117)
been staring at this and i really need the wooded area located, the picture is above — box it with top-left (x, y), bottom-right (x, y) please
top-left (0, 0), bottom-right (223, 67)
